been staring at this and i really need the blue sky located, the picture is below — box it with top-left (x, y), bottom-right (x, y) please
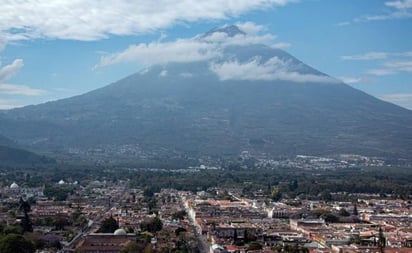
top-left (0, 0), bottom-right (411, 109)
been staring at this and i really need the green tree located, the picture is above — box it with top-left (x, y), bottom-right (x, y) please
top-left (53, 216), bottom-right (69, 230)
top-left (140, 217), bottom-right (163, 233)
top-left (99, 216), bottom-right (119, 233)
top-left (43, 185), bottom-right (72, 201)
top-left (247, 242), bottom-right (263, 251)
top-left (121, 241), bottom-right (140, 253)
top-left (353, 203), bottom-right (358, 215)
top-left (319, 191), bottom-right (332, 201)
top-left (144, 245), bottom-right (153, 253)
top-left (2, 225), bottom-right (24, 235)
top-left (350, 234), bottom-right (361, 245)
top-left (271, 188), bottom-right (282, 201)
top-left (378, 226), bottom-right (386, 253)
top-left (172, 210), bottom-right (186, 220)
top-left (282, 243), bottom-right (309, 253)
top-left (19, 198), bottom-right (33, 233)
top-left (323, 213), bottom-right (339, 223)
top-left (0, 234), bottom-right (35, 253)
top-left (339, 208), bottom-right (350, 217)
top-left (175, 227), bottom-right (187, 236)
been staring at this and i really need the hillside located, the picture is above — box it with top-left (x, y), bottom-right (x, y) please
top-left (0, 27), bottom-right (412, 159)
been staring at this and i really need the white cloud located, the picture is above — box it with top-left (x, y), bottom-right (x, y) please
top-left (210, 56), bottom-right (337, 83)
top-left (97, 22), bottom-right (288, 68)
top-left (385, 0), bottom-right (412, 9)
top-left (367, 69), bottom-right (397, 76)
top-left (202, 31), bottom-right (279, 48)
top-left (367, 60), bottom-right (412, 76)
top-left (0, 59), bottom-right (45, 97)
top-left (97, 39), bottom-right (220, 67)
top-left (271, 42), bottom-right (291, 49)
top-left (1, 0), bottom-right (297, 42)
top-left (0, 59), bottom-right (24, 82)
top-left (402, 51), bottom-right (412, 57)
top-left (0, 83), bottom-right (45, 96)
top-left (362, 11), bottom-right (412, 21)
top-left (384, 60), bottom-right (412, 72)
top-left (235, 22), bottom-right (266, 35)
top-left (342, 52), bottom-right (388, 61)
top-left (338, 76), bottom-right (363, 84)
top-left (159, 70), bottom-right (168, 77)
top-left (0, 99), bottom-right (22, 110)
top-left (179, 72), bottom-right (193, 78)
top-left (341, 0), bottom-right (412, 25)
top-left (337, 21), bottom-right (351, 26)
top-left (341, 51), bottom-right (412, 76)
top-left (0, 39), bottom-right (6, 52)
top-left (380, 93), bottom-right (412, 110)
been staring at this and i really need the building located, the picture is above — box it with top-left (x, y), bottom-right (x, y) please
top-left (75, 231), bottom-right (135, 253)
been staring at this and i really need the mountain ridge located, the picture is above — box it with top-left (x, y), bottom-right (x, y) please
top-left (1, 29), bottom-right (412, 160)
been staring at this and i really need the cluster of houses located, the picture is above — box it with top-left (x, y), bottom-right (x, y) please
top-left (0, 181), bottom-right (411, 253)
top-left (182, 190), bottom-right (412, 253)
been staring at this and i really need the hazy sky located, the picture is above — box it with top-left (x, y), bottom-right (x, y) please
top-left (0, 0), bottom-right (411, 109)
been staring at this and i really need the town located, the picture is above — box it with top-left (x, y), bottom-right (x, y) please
top-left (0, 169), bottom-right (411, 253)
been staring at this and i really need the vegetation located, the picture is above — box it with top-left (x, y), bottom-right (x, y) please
top-left (121, 241), bottom-right (140, 253)
top-left (99, 216), bottom-right (119, 233)
top-left (44, 185), bottom-right (74, 201)
top-left (0, 145), bottom-right (54, 167)
top-left (1, 163), bottom-right (411, 201)
top-left (0, 234), bottom-right (35, 253)
top-left (172, 210), bottom-right (187, 221)
top-left (273, 244), bottom-right (309, 253)
top-left (140, 217), bottom-right (163, 233)
top-left (19, 197), bottom-right (33, 233)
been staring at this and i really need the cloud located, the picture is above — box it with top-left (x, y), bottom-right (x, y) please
top-left (0, 99), bottom-right (22, 110)
top-left (380, 92), bottom-right (412, 110)
top-left (235, 22), bottom-right (266, 35)
top-left (337, 21), bottom-right (351, 27)
top-left (341, 51), bottom-right (412, 76)
top-left (1, 0), bottom-right (297, 42)
top-left (384, 60), bottom-right (412, 72)
top-left (97, 39), bottom-right (220, 67)
top-left (0, 39), bottom-right (6, 52)
top-left (210, 56), bottom-right (337, 83)
top-left (342, 52), bottom-right (388, 61)
top-left (159, 70), bottom-right (168, 77)
top-left (385, 0), bottom-right (412, 9)
top-left (368, 60), bottom-right (412, 76)
top-left (367, 69), bottom-right (397, 76)
top-left (0, 59), bottom-right (45, 97)
top-left (201, 31), bottom-right (279, 48)
top-left (96, 22), bottom-right (287, 68)
top-left (361, 11), bottom-right (412, 22)
top-left (0, 83), bottom-right (45, 96)
top-left (338, 76), bottom-right (363, 84)
top-left (179, 72), bottom-right (193, 78)
top-left (340, 0), bottom-right (412, 25)
top-left (0, 59), bottom-right (24, 82)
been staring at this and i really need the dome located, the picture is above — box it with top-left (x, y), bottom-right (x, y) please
top-left (10, 182), bottom-right (19, 189)
top-left (58, 179), bottom-right (65, 185)
top-left (114, 228), bottom-right (127, 235)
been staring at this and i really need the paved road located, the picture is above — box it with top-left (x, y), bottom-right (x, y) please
top-left (179, 194), bottom-right (210, 253)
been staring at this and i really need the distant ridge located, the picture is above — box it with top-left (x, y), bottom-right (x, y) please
top-left (0, 144), bottom-right (55, 167)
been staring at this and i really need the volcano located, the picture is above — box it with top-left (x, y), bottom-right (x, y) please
top-left (1, 26), bottom-right (412, 159)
